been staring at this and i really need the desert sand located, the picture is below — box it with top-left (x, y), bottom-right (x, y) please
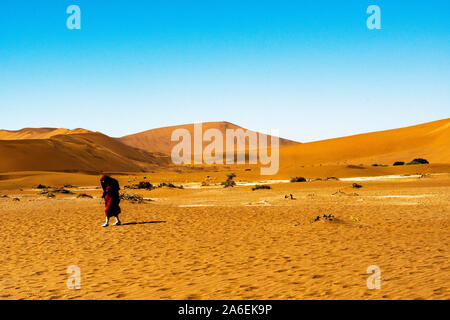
top-left (0, 169), bottom-right (449, 300)
top-left (0, 119), bottom-right (449, 300)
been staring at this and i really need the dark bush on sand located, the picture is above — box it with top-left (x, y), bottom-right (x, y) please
top-left (222, 173), bottom-right (236, 188)
top-left (157, 182), bottom-right (184, 189)
top-left (352, 183), bottom-right (363, 188)
top-left (126, 181), bottom-right (183, 190)
top-left (407, 158), bottom-right (429, 165)
top-left (125, 181), bottom-right (154, 190)
top-left (52, 188), bottom-right (74, 194)
top-left (393, 161), bottom-right (405, 166)
top-left (290, 177), bottom-right (306, 182)
top-left (77, 193), bottom-right (93, 199)
top-left (252, 185), bottom-right (271, 191)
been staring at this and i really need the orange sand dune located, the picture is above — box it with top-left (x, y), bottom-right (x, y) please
top-left (0, 132), bottom-right (169, 173)
top-left (0, 127), bottom-right (91, 140)
top-left (279, 118), bottom-right (450, 170)
top-left (1, 119), bottom-right (449, 175)
top-left (119, 121), bottom-right (299, 154)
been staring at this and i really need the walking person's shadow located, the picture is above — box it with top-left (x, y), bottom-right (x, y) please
top-left (121, 221), bottom-right (166, 226)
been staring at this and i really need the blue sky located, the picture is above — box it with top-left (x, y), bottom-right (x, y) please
top-left (0, 0), bottom-right (448, 141)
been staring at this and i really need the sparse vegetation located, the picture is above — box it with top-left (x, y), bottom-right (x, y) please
top-left (252, 185), bottom-right (271, 191)
top-left (77, 193), bottom-right (93, 199)
top-left (393, 161), bottom-right (405, 166)
top-left (222, 173), bottom-right (236, 188)
top-left (201, 176), bottom-right (216, 186)
top-left (371, 163), bottom-right (388, 167)
top-left (407, 158), bottom-right (429, 165)
top-left (157, 182), bottom-right (184, 189)
top-left (125, 181), bottom-right (183, 190)
top-left (352, 183), bottom-right (363, 188)
top-left (290, 176), bottom-right (306, 183)
top-left (332, 190), bottom-right (359, 196)
top-left (52, 188), bottom-right (74, 194)
top-left (120, 193), bottom-right (144, 203)
top-left (314, 214), bottom-right (335, 222)
top-left (35, 184), bottom-right (49, 189)
top-left (347, 165), bottom-right (365, 169)
top-left (125, 181), bottom-right (154, 190)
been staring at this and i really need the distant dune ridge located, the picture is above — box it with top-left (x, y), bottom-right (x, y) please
top-left (119, 121), bottom-right (299, 154)
top-left (0, 119), bottom-right (448, 173)
top-left (280, 118), bottom-right (450, 167)
top-left (0, 128), bottom-right (91, 140)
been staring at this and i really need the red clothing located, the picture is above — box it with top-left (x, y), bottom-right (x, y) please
top-left (100, 176), bottom-right (121, 217)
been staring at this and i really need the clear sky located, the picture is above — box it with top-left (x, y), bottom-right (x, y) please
top-left (0, 0), bottom-right (448, 142)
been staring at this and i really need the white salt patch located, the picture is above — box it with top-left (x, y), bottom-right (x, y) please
top-left (245, 200), bottom-right (270, 206)
top-left (339, 175), bottom-right (422, 181)
top-left (375, 195), bottom-right (431, 199)
top-left (236, 180), bottom-right (290, 186)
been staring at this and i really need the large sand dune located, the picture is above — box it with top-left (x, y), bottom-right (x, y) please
top-left (0, 132), bottom-right (169, 173)
top-left (279, 118), bottom-right (450, 170)
top-left (1, 119), bottom-right (449, 175)
top-left (119, 121), bottom-right (299, 154)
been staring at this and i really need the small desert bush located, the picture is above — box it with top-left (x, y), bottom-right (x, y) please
top-left (393, 161), bottom-right (405, 166)
top-left (371, 163), bottom-right (388, 167)
top-left (52, 188), bottom-right (74, 194)
top-left (290, 177), bottom-right (306, 183)
top-left (120, 193), bottom-right (144, 203)
top-left (252, 185), bottom-right (271, 191)
top-left (125, 181), bottom-right (154, 190)
top-left (352, 183), bottom-right (363, 188)
top-left (222, 173), bottom-right (236, 188)
top-left (77, 193), bottom-right (93, 199)
top-left (407, 158), bottom-right (429, 165)
top-left (347, 165), bottom-right (365, 169)
top-left (158, 182), bottom-right (183, 189)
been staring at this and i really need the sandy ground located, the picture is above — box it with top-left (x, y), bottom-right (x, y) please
top-left (0, 171), bottom-right (449, 300)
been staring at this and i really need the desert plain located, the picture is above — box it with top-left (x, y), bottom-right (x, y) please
top-left (0, 119), bottom-right (449, 299)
